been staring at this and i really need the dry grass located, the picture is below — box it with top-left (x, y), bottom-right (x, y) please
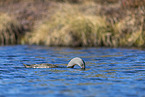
top-left (0, 13), bottom-right (24, 45)
top-left (115, 7), bottom-right (145, 47)
top-left (24, 3), bottom-right (112, 47)
top-left (121, 0), bottom-right (145, 8)
top-left (24, 2), bottom-right (145, 47)
top-left (0, 0), bottom-right (144, 47)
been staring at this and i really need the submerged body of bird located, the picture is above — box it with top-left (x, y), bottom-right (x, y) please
top-left (23, 57), bottom-right (85, 69)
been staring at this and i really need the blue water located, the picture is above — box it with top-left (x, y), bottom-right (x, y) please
top-left (0, 45), bottom-right (145, 97)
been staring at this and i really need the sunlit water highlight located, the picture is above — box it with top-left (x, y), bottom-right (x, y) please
top-left (0, 45), bottom-right (145, 97)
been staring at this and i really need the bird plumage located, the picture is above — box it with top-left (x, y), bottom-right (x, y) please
top-left (23, 57), bottom-right (85, 69)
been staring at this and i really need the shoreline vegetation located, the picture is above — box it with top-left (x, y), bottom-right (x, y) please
top-left (0, 0), bottom-right (144, 47)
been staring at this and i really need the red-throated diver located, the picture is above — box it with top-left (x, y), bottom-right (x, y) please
top-left (23, 57), bottom-right (85, 69)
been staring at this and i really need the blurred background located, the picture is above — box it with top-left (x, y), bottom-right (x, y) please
top-left (0, 0), bottom-right (144, 47)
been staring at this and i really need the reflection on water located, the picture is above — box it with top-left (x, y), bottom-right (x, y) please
top-left (0, 45), bottom-right (145, 97)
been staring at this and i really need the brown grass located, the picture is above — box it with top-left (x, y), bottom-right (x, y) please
top-left (0, 13), bottom-right (24, 45)
top-left (24, 1), bottom-right (145, 47)
top-left (0, 0), bottom-right (144, 47)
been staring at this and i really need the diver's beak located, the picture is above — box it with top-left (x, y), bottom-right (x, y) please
top-left (81, 67), bottom-right (85, 70)
top-left (81, 65), bottom-right (85, 70)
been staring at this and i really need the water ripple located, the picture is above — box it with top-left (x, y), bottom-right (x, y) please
top-left (0, 45), bottom-right (145, 97)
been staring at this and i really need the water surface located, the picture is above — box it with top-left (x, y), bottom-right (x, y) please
top-left (0, 45), bottom-right (145, 97)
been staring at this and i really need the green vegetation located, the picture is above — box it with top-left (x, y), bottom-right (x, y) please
top-left (0, 0), bottom-right (145, 47)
